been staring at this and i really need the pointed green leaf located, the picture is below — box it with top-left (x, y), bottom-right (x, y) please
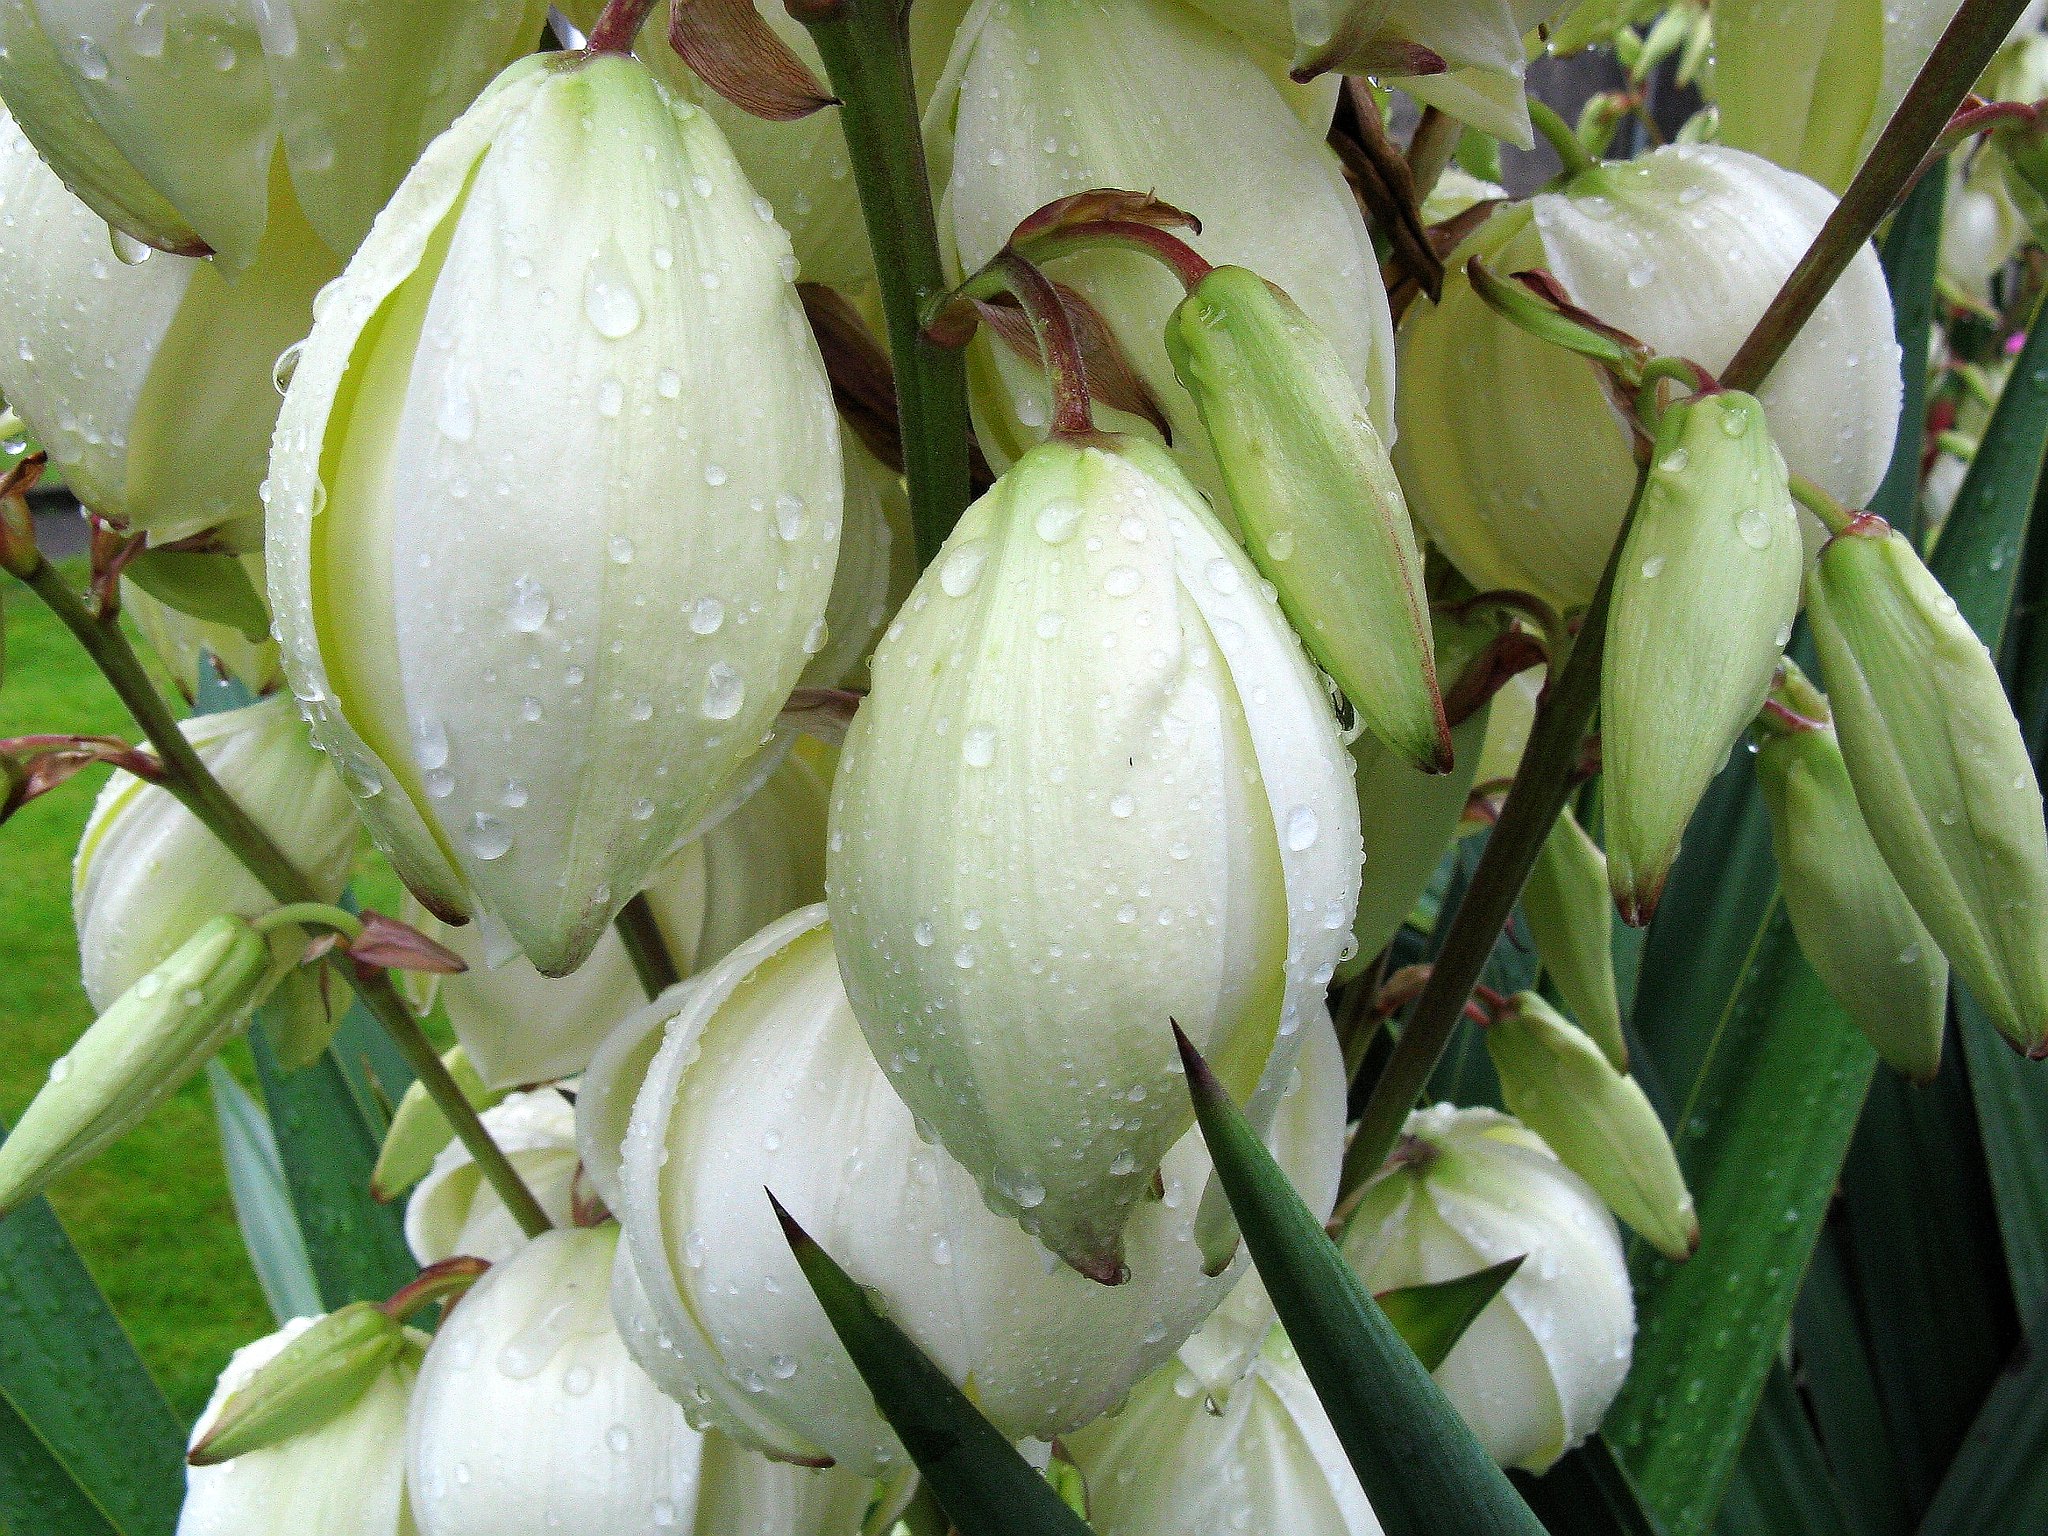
top-left (772, 1195), bottom-right (1093, 1536)
top-left (1793, 1227), bottom-right (1910, 1536)
top-left (0, 1389), bottom-right (118, 1536)
top-left (1868, 160), bottom-right (1947, 545)
top-left (1711, 1366), bottom-right (1857, 1536)
top-left (1919, 1302), bottom-right (2048, 1533)
top-left (1175, 1029), bottom-right (1547, 1536)
top-left (206, 1061), bottom-right (322, 1326)
top-left (1377, 1258), bottom-right (1525, 1373)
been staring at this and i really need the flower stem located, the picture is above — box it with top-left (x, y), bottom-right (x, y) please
top-left (1722, 0), bottom-right (2036, 393)
top-left (1528, 99), bottom-right (1597, 183)
top-left (791, 0), bottom-right (973, 565)
top-left (614, 891), bottom-right (681, 998)
top-left (988, 252), bottom-right (1095, 437)
top-left (585, 0), bottom-right (657, 53)
top-left (12, 554), bottom-right (552, 1238)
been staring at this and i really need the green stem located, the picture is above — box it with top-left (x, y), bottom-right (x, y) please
top-left (614, 891), bottom-right (681, 999)
top-left (792, 0), bottom-right (972, 565)
top-left (1722, 0), bottom-right (2035, 392)
top-left (1528, 98), bottom-right (1597, 183)
top-left (252, 902), bottom-right (364, 941)
top-left (14, 555), bottom-right (552, 1239)
top-left (1339, 467), bottom-right (1648, 1202)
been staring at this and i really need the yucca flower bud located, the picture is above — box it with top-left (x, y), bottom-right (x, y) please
top-left (828, 436), bottom-right (1360, 1281)
top-left (1167, 264), bottom-right (1446, 771)
top-left (406, 1089), bottom-right (579, 1266)
top-left (122, 557), bottom-right (284, 701)
top-left (1341, 1105), bottom-right (1634, 1473)
top-left (1521, 808), bottom-right (1627, 1069)
top-left (407, 1224), bottom-right (878, 1536)
top-left (1397, 144), bottom-right (1900, 612)
top-left (190, 1303), bottom-right (409, 1466)
top-left (610, 905), bottom-right (1347, 1474)
top-left (0, 913), bottom-right (271, 1213)
top-left (74, 693), bottom-right (357, 1010)
top-left (1602, 390), bottom-right (1804, 921)
top-left (179, 1314), bottom-right (418, 1536)
top-left (1806, 518), bottom-right (2048, 1055)
top-left (937, 0), bottom-right (1395, 512)
top-left (0, 0), bottom-right (546, 267)
top-left (406, 740), bottom-right (833, 1090)
top-left (1067, 1331), bottom-right (1382, 1536)
top-left (267, 51), bottom-right (843, 977)
top-left (1756, 685), bottom-right (1950, 1080)
top-left (0, 107), bottom-right (333, 542)
top-left (1485, 993), bottom-right (1697, 1260)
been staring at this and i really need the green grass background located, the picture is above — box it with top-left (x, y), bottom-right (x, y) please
top-left (1, 569), bottom-right (271, 1424)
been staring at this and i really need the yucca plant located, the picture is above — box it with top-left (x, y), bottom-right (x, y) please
top-left (4, 0), bottom-right (2048, 1533)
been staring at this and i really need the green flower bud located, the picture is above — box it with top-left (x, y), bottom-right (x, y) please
top-left (267, 52), bottom-right (842, 976)
top-left (1341, 1106), bottom-right (1634, 1473)
top-left (188, 1303), bottom-right (408, 1466)
top-left (407, 1224), bottom-right (880, 1536)
top-left (1485, 993), bottom-right (1697, 1260)
top-left (1168, 265), bottom-right (1447, 772)
top-left (610, 905), bottom-right (1346, 1473)
top-left (1806, 519), bottom-right (2048, 1055)
top-left (73, 693), bottom-right (357, 1010)
top-left (1602, 391), bottom-right (1804, 922)
top-left (1067, 1331), bottom-right (1379, 1536)
top-left (180, 1314), bottom-right (418, 1535)
top-left (938, 0), bottom-right (1394, 519)
top-left (122, 556), bottom-right (283, 701)
top-left (406, 1089), bottom-right (579, 1266)
top-left (1521, 807), bottom-right (1627, 1069)
top-left (1756, 701), bottom-right (1949, 1081)
top-left (0, 107), bottom-right (334, 541)
top-left (828, 437), bottom-right (1360, 1282)
top-left (0, 0), bottom-right (546, 268)
top-left (369, 1043), bottom-right (500, 1202)
top-left (1397, 145), bottom-right (1900, 613)
top-left (0, 913), bottom-right (272, 1213)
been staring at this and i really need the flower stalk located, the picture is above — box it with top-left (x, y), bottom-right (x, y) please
top-left (613, 892), bottom-right (682, 999)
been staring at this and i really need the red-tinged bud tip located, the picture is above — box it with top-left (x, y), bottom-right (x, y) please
top-left (348, 912), bottom-right (468, 975)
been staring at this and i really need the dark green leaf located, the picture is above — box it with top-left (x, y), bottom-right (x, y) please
top-left (249, 1020), bottom-right (415, 1309)
top-left (1869, 161), bottom-right (1947, 545)
top-left (206, 1062), bottom-right (322, 1326)
top-left (1711, 1366), bottom-right (1856, 1536)
top-left (1957, 990), bottom-right (2048, 1314)
top-left (773, 1195), bottom-right (1093, 1536)
top-left (1920, 1303), bottom-right (2048, 1534)
top-left (0, 1390), bottom-right (118, 1536)
top-left (1512, 1437), bottom-right (1665, 1536)
top-left (1377, 1257), bottom-right (1523, 1372)
top-left (0, 1125), bottom-right (184, 1536)
top-left (1176, 1029), bottom-right (1547, 1536)
top-left (121, 550), bottom-right (269, 643)
top-left (1794, 1224), bottom-right (1910, 1536)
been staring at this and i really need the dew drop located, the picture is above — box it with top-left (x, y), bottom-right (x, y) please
top-left (701, 663), bottom-right (745, 720)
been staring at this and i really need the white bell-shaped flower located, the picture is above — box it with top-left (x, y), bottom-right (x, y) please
top-left (405, 1089), bottom-right (580, 1267)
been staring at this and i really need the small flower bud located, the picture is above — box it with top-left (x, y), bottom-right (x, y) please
top-left (267, 52), bottom-right (843, 976)
top-left (0, 914), bottom-right (273, 1213)
top-left (1341, 1105), bottom-right (1635, 1473)
top-left (1398, 145), bottom-right (1900, 612)
top-left (1168, 264), bottom-right (1448, 773)
top-left (179, 1314), bottom-right (418, 1535)
top-left (1521, 807), bottom-right (1627, 1069)
top-left (1485, 993), bottom-right (1698, 1261)
top-left (406, 1224), bottom-right (877, 1536)
top-left (828, 437), bottom-right (1360, 1281)
top-left (73, 693), bottom-right (358, 1011)
top-left (1602, 390), bottom-right (1804, 923)
top-left (406, 1089), bottom-right (580, 1267)
top-left (1806, 518), bottom-right (2048, 1056)
top-left (189, 1303), bottom-right (408, 1467)
top-left (608, 906), bottom-right (1346, 1474)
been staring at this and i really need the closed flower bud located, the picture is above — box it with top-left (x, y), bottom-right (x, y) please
top-left (1521, 808), bottom-right (1627, 1069)
top-left (190, 1303), bottom-right (407, 1466)
top-left (267, 51), bottom-right (843, 976)
top-left (938, 0), bottom-right (1394, 513)
top-left (407, 1089), bottom-right (580, 1266)
top-left (0, 913), bottom-right (272, 1213)
top-left (73, 693), bottom-right (357, 1010)
top-left (123, 558), bottom-right (283, 701)
top-left (0, 107), bottom-right (334, 542)
top-left (179, 1315), bottom-right (418, 1536)
top-left (1485, 993), bottom-right (1697, 1260)
top-left (406, 1224), bottom-right (877, 1536)
top-left (1806, 519), bottom-right (2048, 1055)
top-left (828, 437), bottom-right (1360, 1280)
top-left (1066, 1331), bottom-right (1383, 1536)
top-left (406, 741), bottom-right (833, 1090)
top-left (1756, 693), bottom-right (1950, 1080)
top-left (1341, 1105), bottom-right (1634, 1473)
top-left (0, 0), bottom-right (546, 267)
top-left (610, 906), bottom-right (1347, 1474)
top-left (1397, 145), bottom-right (1899, 612)
top-left (1167, 265), bottom-right (1447, 772)
top-left (1602, 390), bottom-right (1804, 921)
